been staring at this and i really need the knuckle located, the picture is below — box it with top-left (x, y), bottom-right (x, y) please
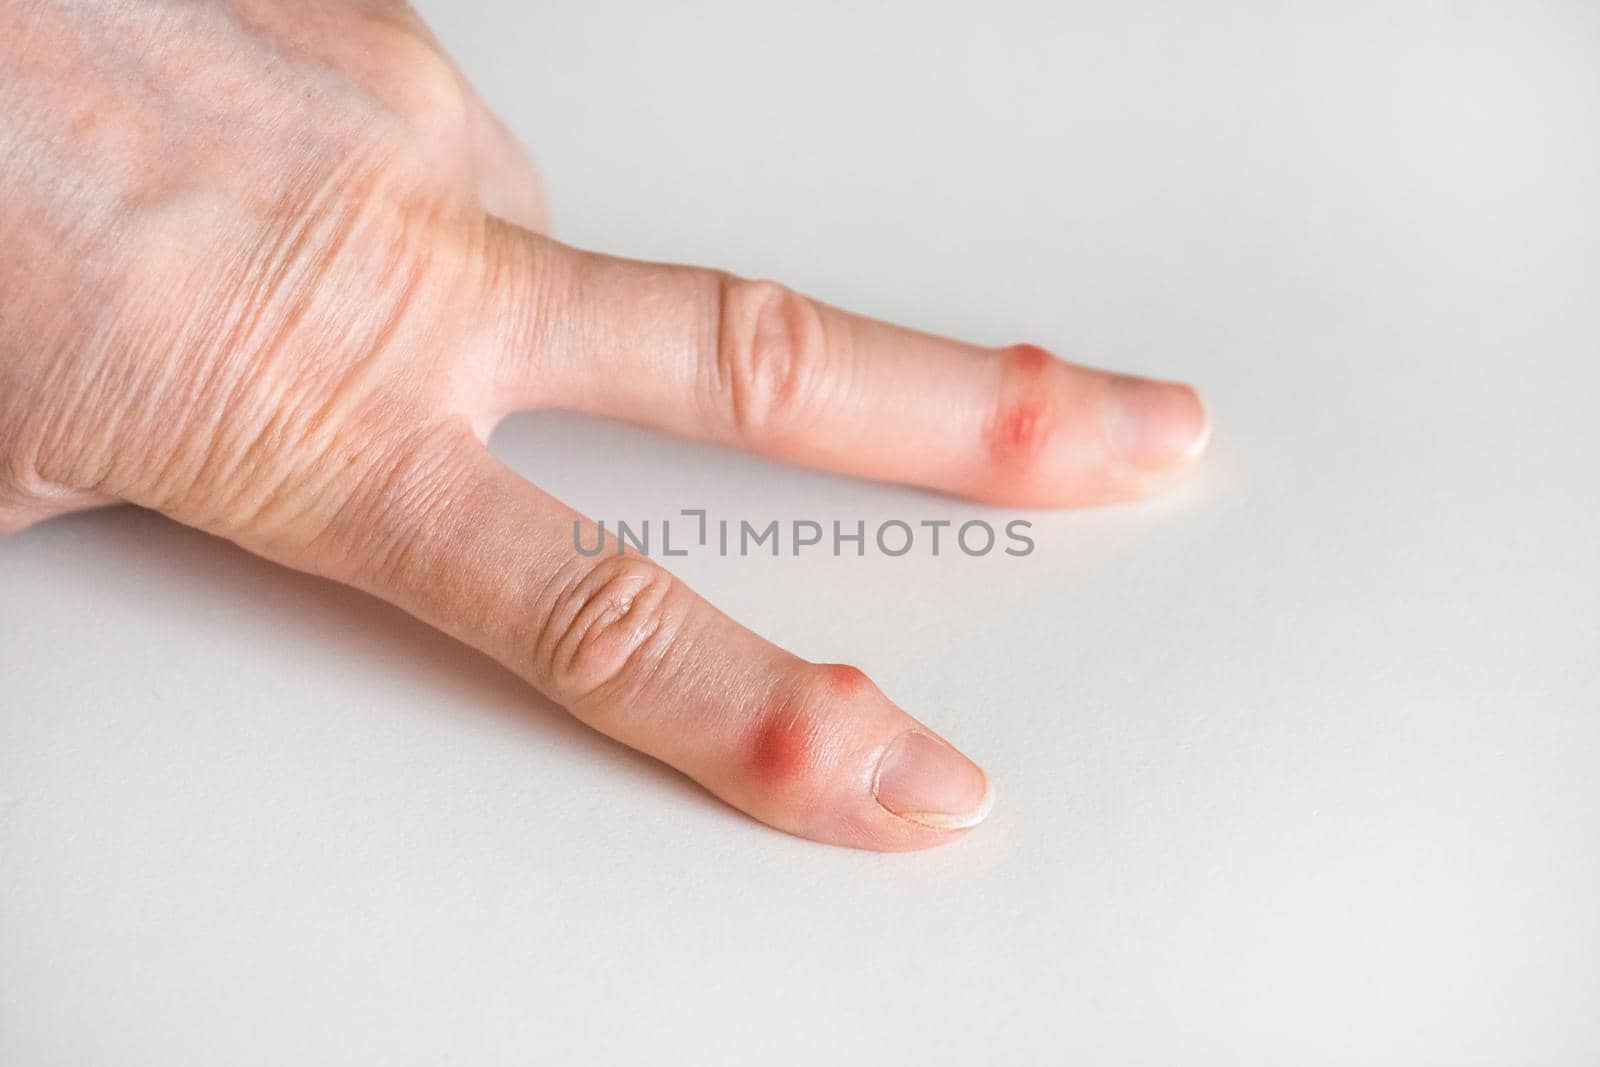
top-left (103, 186), bottom-right (452, 538)
top-left (400, 57), bottom-right (467, 134)
top-left (713, 277), bottom-right (827, 445)
top-left (746, 663), bottom-right (869, 797)
top-left (535, 554), bottom-right (681, 708)
top-left (983, 343), bottom-right (1059, 481)
top-left (362, 21), bottom-right (468, 136)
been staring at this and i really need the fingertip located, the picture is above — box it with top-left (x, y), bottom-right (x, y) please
top-left (1107, 375), bottom-right (1211, 472)
top-left (871, 729), bottom-right (994, 833)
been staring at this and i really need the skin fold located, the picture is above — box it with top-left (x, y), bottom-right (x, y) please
top-left (0, 0), bottom-right (1209, 851)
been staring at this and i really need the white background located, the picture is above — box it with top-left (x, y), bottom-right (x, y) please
top-left (4, 2), bottom-right (1598, 1063)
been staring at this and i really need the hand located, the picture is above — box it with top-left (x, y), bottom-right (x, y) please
top-left (0, 1), bottom-right (1209, 850)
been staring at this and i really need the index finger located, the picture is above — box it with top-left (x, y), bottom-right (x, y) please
top-left (483, 228), bottom-right (1209, 506)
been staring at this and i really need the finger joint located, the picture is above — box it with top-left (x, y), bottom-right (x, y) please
top-left (711, 277), bottom-right (827, 447)
top-left (983, 343), bottom-right (1059, 482)
top-left (534, 554), bottom-right (682, 710)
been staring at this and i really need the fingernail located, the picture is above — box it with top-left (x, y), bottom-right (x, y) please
top-left (1108, 377), bottom-right (1211, 469)
top-left (873, 731), bottom-right (993, 830)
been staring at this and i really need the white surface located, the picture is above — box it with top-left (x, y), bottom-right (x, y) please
top-left (4, 3), bottom-right (1599, 1063)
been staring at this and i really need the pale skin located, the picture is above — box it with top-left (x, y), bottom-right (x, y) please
top-left (0, 1), bottom-right (1210, 850)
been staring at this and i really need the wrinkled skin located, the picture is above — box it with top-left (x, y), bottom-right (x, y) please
top-left (0, 0), bottom-right (1209, 850)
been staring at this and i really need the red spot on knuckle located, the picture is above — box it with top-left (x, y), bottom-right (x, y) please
top-left (984, 344), bottom-right (1058, 476)
top-left (1007, 342), bottom-right (1052, 378)
top-left (747, 665), bottom-right (870, 792)
top-left (825, 663), bottom-right (868, 695)
top-left (749, 704), bottom-right (815, 789)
